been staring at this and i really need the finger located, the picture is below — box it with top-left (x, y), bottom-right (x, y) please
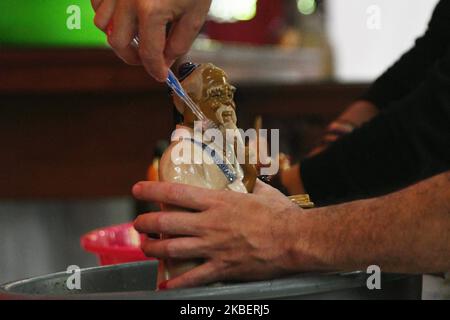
top-left (141, 237), bottom-right (208, 259)
top-left (164, 12), bottom-right (206, 66)
top-left (108, 0), bottom-right (141, 65)
top-left (94, 0), bottom-right (116, 31)
top-left (253, 179), bottom-right (284, 197)
top-left (164, 262), bottom-right (222, 289)
top-left (253, 179), bottom-right (271, 194)
top-left (91, 0), bottom-right (103, 11)
top-left (138, 6), bottom-right (169, 81)
top-left (328, 122), bottom-right (354, 133)
top-left (323, 134), bottom-right (339, 143)
top-left (308, 146), bottom-right (325, 157)
top-left (253, 179), bottom-right (296, 208)
top-left (134, 212), bottom-right (205, 236)
top-left (132, 181), bottom-right (220, 211)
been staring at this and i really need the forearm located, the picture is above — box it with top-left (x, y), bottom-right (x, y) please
top-left (335, 100), bottom-right (379, 127)
top-left (292, 172), bottom-right (450, 273)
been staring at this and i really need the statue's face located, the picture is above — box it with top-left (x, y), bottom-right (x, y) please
top-left (182, 65), bottom-right (237, 127)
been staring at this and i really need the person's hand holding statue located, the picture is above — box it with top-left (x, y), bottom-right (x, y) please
top-left (133, 180), bottom-right (315, 289)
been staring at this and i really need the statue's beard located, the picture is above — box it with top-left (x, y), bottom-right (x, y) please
top-left (215, 105), bottom-right (237, 131)
top-left (215, 106), bottom-right (245, 162)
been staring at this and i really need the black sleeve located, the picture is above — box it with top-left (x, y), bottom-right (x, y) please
top-left (361, 0), bottom-right (450, 110)
top-left (301, 47), bottom-right (450, 205)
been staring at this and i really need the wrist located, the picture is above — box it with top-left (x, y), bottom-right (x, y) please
top-left (286, 209), bottom-right (338, 272)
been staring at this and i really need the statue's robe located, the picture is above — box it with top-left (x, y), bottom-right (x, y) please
top-left (158, 125), bottom-right (247, 284)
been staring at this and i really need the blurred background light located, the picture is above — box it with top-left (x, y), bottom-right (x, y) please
top-left (209, 0), bottom-right (258, 23)
top-left (297, 0), bottom-right (317, 15)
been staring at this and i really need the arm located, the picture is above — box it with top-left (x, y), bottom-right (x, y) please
top-left (299, 46), bottom-right (450, 205)
top-left (292, 171), bottom-right (450, 274)
top-left (132, 172), bottom-right (450, 288)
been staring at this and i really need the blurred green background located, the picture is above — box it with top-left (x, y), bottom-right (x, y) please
top-left (0, 0), bottom-right (107, 47)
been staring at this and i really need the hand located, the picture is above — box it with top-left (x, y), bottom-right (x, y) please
top-left (308, 100), bottom-right (379, 157)
top-left (337, 100), bottom-right (379, 127)
top-left (308, 120), bottom-right (356, 157)
top-left (91, 0), bottom-right (212, 81)
top-left (133, 180), bottom-right (304, 289)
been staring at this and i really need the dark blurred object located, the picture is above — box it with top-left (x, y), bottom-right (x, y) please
top-left (271, 115), bottom-right (326, 163)
top-left (255, 115), bottom-right (326, 194)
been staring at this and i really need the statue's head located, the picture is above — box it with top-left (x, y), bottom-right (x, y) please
top-left (174, 63), bottom-right (237, 128)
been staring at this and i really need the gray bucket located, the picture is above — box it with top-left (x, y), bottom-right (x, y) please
top-left (0, 261), bottom-right (421, 299)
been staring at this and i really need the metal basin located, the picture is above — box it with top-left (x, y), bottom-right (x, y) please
top-left (0, 261), bottom-right (422, 299)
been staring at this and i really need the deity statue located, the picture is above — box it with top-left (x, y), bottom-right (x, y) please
top-left (157, 62), bottom-right (257, 285)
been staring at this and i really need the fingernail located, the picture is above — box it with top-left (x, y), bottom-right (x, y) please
top-left (158, 281), bottom-right (169, 290)
top-left (157, 69), bottom-right (169, 82)
top-left (156, 74), bottom-right (167, 83)
top-left (132, 183), bottom-right (142, 195)
top-left (106, 22), bottom-right (113, 36)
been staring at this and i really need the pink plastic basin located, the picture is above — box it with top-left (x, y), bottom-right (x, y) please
top-left (81, 223), bottom-right (153, 266)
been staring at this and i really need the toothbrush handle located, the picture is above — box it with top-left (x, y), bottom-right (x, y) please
top-left (132, 36), bottom-right (207, 122)
top-left (166, 70), bottom-right (185, 99)
top-left (166, 70), bottom-right (206, 121)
